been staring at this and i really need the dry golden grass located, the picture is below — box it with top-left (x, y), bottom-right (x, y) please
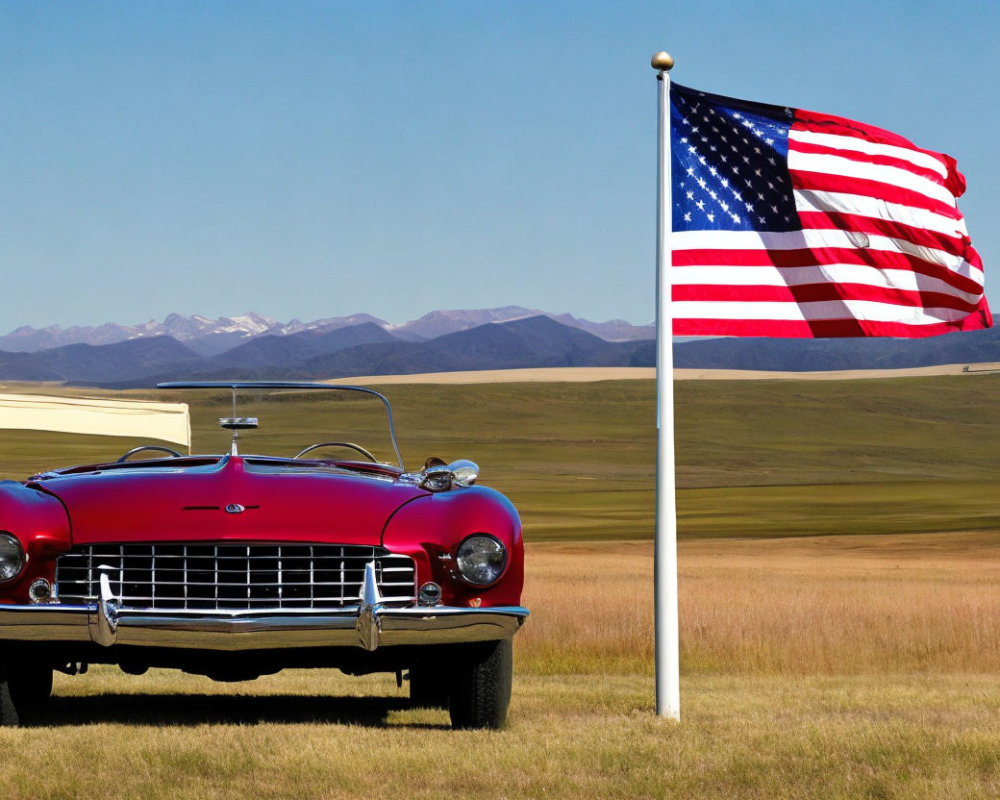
top-left (1, 538), bottom-right (1000, 798)
top-left (6, 671), bottom-right (1000, 800)
top-left (520, 533), bottom-right (1000, 676)
top-left (518, 541), bottom-right (655, 674)
top-left (679, 533), bottom-right (1000, 675)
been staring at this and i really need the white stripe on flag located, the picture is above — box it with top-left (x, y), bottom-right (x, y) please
top-left (672, 299), bottom-right (978, 324)
top-left (793, 189), bottom-right (966, 238)
top-left (670, 263), bottom-right (984, 302)
top-left (789, 129), bottom-right (948, 178)
top-left (788, 151), bottom-right (957, 208)
top-left (672, 229), bottom-right (983, 284)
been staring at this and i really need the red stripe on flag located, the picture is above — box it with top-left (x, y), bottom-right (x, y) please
top-left (672, 300), bottom-right (991, 338)
top-left (790, 170), bottom-right (961, 220)
top-left (672, 247), bottom-right (983, 296)
top-left (792, 109), bottom-right (967, 198)
top-left (673, 318), bottom-right (827, 337)
top-left (672, 281), bottom-right (981, 313)
top-left (796, 210), bottom-right (967, 258)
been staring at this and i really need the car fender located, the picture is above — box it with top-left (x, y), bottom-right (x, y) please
top-left (381, 486), bottom-right (524, 608)
top-left (0, 482), bottom-right (72, 601)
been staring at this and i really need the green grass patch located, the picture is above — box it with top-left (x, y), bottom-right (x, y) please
top-left (2, 375), bottom-right (999, 539)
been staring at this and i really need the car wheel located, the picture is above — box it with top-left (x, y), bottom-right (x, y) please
top-left (8, 664), bottom-right (53, 708)
top-left (0, 680), bottom-right (18, 726)
top-left (448, 638), bottom-right (513, 730)
top-left (0, 663), bottom-right (52, 725)
top-left (409, 664), bottom-right (449, 710)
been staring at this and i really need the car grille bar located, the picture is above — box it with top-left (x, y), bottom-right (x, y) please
top-left (55, 543), bottom-right (417, 611)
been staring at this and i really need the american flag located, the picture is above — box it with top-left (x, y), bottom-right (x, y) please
top-left (670, 83), bottom-right (991, 337)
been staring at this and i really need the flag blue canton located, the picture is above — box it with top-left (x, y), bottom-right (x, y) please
top-left (671, 83), bottom-right (798, 233)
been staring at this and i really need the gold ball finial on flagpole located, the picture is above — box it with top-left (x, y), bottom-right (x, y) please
top-left (651, 51), bottom-right (674, 72)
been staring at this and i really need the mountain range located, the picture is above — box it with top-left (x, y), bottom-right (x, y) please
top-left (0, 307), bottom-right (654, 356)
top-left (0, 311), bottom-right (656, 387)
top-left (0, 307), bottom-right (997, 388)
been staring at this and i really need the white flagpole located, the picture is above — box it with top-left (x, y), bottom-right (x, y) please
top-left (651, 50), bottom-right (680, 720)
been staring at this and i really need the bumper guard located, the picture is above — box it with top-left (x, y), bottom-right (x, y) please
top-left (0, 563), bottom-right (528, 652)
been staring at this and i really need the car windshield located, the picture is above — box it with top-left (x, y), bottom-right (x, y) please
top-left (158, 382), bottom-right (404, 468)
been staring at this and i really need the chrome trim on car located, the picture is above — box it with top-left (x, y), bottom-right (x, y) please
top-left (28, 578), bottom-right (53, 603)
top-left (400, 459), bottom-right (480, 493)
top-left (356, 561), bottom-right (382, 651)
top-left (94, 571), bottom-right (119, 646)
top-left (448, 459), bottom-right (479, 487)
top-left (0, 600), bottom-right (530, 651)
top-left (56, 543), bottom-right (417, 612)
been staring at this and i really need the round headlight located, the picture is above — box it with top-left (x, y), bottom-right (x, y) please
top-left (0, 533), bottom-right (26, 582)
top-left (456, 534), bottom-right (507, 586)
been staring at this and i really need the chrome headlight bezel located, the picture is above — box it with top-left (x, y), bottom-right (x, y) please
top-left (0, 532), bottom-right (26, 583)
top-left (419, 465), bottom-right (454, 492)
top-left (455, 534), bottom-right (508, 587)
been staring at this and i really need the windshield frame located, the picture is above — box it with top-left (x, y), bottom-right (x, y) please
top-left (157, 381), bottom-right (404, 468)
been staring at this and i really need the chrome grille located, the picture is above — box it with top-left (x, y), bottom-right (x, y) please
top-left (55, 543), bottom-right (417, 611)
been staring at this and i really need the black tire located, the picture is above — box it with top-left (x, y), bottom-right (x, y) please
top-left (0, 663), bottom-right (52, 725)
top-left (0, 680), bottom-right (19, 727)
top-left (409, 664), bottom-right (450, 710)
top-left (7, 664), bottom-right (53, 709)
top-left (448, 638), bottom-right (513, 730)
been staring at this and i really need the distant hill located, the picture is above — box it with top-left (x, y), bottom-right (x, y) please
top-left (210, 322), bottom-right (399, 370)
top-left (384, 307), bottom-right (654, 342)
top-left (2, 308), bottom-right (997, 387)
top-left (302, 316), bottom-right (654, 378)
top-left (0, 337), bottom-right (205, 383)
top-left (0, 307), bottom-right (654, 353)
top-left (673, 326), bottom-right (1000, 371)
top-left (3, 316), bottom-right (654, 388)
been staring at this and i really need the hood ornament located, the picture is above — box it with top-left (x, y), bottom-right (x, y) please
top-left (218, 385), bottom-right (260, 455)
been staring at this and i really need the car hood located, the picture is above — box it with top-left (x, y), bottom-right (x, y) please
top-left (33, 456), bottom-right (428, 547)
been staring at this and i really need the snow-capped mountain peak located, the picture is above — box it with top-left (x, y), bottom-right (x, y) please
top-left (0, 308), bottom-right (653, 353)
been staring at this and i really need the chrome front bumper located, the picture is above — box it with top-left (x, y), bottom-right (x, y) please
top-left (0, 564), bottom-right (528, 652)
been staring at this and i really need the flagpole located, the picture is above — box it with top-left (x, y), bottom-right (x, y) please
top-left (651, 50), bottom-right (679, 720)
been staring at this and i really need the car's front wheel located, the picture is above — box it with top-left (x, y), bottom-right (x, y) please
top-left (447, 638), bottom-right (513, 730)
top-left (0, 680), bottom-right (17, 726)
top-left (0, 660), bottom-right (52, 726)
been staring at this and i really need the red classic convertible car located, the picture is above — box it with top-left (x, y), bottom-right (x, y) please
top-left (0, 382), bottom-right (528, 728)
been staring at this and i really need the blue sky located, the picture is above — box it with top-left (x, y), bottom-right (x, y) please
top-left (1, 1), bottom-right (996, 331)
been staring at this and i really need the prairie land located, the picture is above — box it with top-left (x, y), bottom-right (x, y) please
top-left (1, 375), bottom-right (999, 798)
top-left (3, 536), bottom-right (1000, 799)
top-left (3, 374), bottom-right (998, 538)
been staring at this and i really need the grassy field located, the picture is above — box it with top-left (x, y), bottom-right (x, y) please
top-left (2, 375), bottom-right (1000, 797)
top-left (2, 374), bottom-right (999, 538)
top-left (6, 670), bottom-right (1000, 800)
top-left (3, 536), bottom-right (1000, 798)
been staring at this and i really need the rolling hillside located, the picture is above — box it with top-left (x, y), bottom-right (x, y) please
top-left (0, 316), bottom-right (655, 387)
top-left (2, 309), bottom-right (998, 386)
